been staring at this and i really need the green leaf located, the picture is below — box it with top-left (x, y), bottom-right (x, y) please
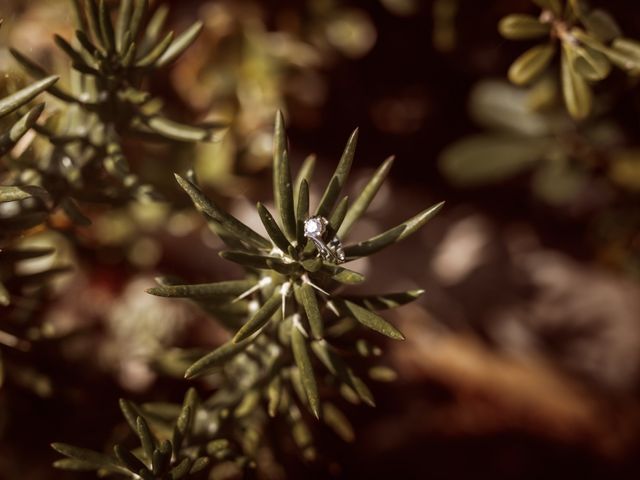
top-left (156, 21), bottom-right (204, 67)
top-left (610, 37), bottom-right (640, 70)
top-left (147, 279), bottom-right (255, 299)
top-left (328, 266), bottom-right (365, 284)
top-left (136, 416), bottom-right (157, 464)
top-left (343, 202), bottom-right (443, 258)
top-left (185, 337), bottom-right (253, 379)
top-left (322, 403), bottom-right (354, 442)
top-left (143, 5), bottom-right (170, 48)
top-left (233, 289), bottom-right (282, 342)
top-left (145, 115), bottom-right (227, 142)
top-left (136, 31), bottom-right (174, 67)
top-left (14, 266), bottom-right (72, 286)
top-left (119, 398), bottom-right (141, 432)
top-left (257, 202), bottom-right (292, 252)
top-left (0, 75), bottom-right (58, 118)
top-left (498, 14), bottom-right (550, 40)
top-left (439, 134), bottom-right (547, 186)
top-left (272, 111), bottom-right (297, 241)
top-left (573, 45), bottom-right (611, 81)
top-left (316, 128), bottom-right (358, 218)
top-left (508, 43), bottom-right (555, 86)
top-left (190, 457), bottom-right (210, 475)
top-left (152, 440), bottom-right (172, 475)
top-left (114, 444), bottom-right (146, 473)
top-left (0, 185), bottom-right (50, 203)
top-left (291, 325), bottom-right (320, 418)
top-left (115, 0), bottom-right (133, 51)
top-left (170, 458), bottom-right (192, 479)
top-left (296, 283), bottom-right (324, 339)
top-left (51, 443), bottom-right (121, 471)
top-left (294, 154), bottom-right (316, 208)
top-left (531, 156), bottom-right (586, 204)
top-left (98, 0), bottom-right (116, 51)
top-left (129, 0), bottom-right (149, 45)
top-left (333, 299), bottom-right (404, 340)
top-left (0, 283), bottom-right (9, 307)
top-left (328, 195), bottom-right (349, 232)
top-left (219, 251), bottom-right (282, 270)
top-left (295, 179), bottom-right (310, 249)
top-left (339, 156), bottom-right (394, 237)
top-left (10, 49), bottom-right (88, 105)
top-left (53, 458), bottom-right (101, 471)
top-left (54, 34), bottom-right (91, 67)
top-left (311, 340), bottom-right (375, 406)
top-left (84, 0), bottom-right (102, 47)
top-left (267, 375), bottom-right (282, 417)
top-left (343, 289), bottom-right (424, 310)
top-left (174, 174), bottom-right (270, 250)
top-left (561, 43), bottom-right (592, 120)
top-left (583, 9), bottom-right (621, 43)
top-left (612, 38), bottom-right (640, 60)
top-left (0, 103), bottom-right (45, 156)
top-left (172, 403), bottom-right (192, 455)
top-left (75, 29), bottom-right (101, 57)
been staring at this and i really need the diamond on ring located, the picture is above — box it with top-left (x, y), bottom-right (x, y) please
top-left (303, 216), bottom-right (345, 264)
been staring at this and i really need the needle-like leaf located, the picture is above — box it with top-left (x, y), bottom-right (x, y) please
top-left (233, 289), bottom-right (282, 342)
top-left (257, 202), bottom-right (292, 253)
top-left (339, 156), bottom-right (394, 237)
top-left (175, 174), bottom-right (270, 250)
top-left (344, 201), bottom-right (444, 258)
top-left (291, 325), bottom-right (320, 418)
top-left (316, 128), bottom-right (358, 218)
top-left (156, 21), bottom-right (203, 67)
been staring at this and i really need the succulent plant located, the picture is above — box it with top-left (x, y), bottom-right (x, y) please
top-left (499, 0), bottom-right (640, 119)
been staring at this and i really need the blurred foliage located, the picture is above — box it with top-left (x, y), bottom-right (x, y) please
top-left (52, 389), bottom-right (246, 479)
top-left (440, 0), bottom-right (640, 280)
top-left (499, 0), bottom-right (640, 120)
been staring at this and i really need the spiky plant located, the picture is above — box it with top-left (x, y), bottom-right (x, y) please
top-left (146, 112), bottom-right (443, 454)
top-left (8, 0), bottom-right (225, 213)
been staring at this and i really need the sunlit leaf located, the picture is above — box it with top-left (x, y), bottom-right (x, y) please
top-left (339, 156), bottom-right (394, 237)
top-left (316, 129), bottom-right (358, 218)
top-left (439, 134), bottom-right (547, 186)
top-left (344, 202), bottom-right (444, 258)
top-left (185, 337), bottom-right (253, 379)
top-left (156, 21), bottom-right (204, 67)
top-left (174, 174), bottom-right (270, 250)
top-left (147, 279), bottom-right (255, 299)
top-left (272, 111), bottom-right (297, 241)
top-left (508, 43), bottom-right (555, 86)
top-left (498, 14), bottom-right (550, 40)
top-left (233, 290), bottom-right (281, 342)
top-left (561, 43), bottom-right (592, 120)
top-left (333, 299), bottom-right (404, 340)
top-left (295, 283), bottom-right (324, 339)
top-left (0, 75), bottom-right (58, 118)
